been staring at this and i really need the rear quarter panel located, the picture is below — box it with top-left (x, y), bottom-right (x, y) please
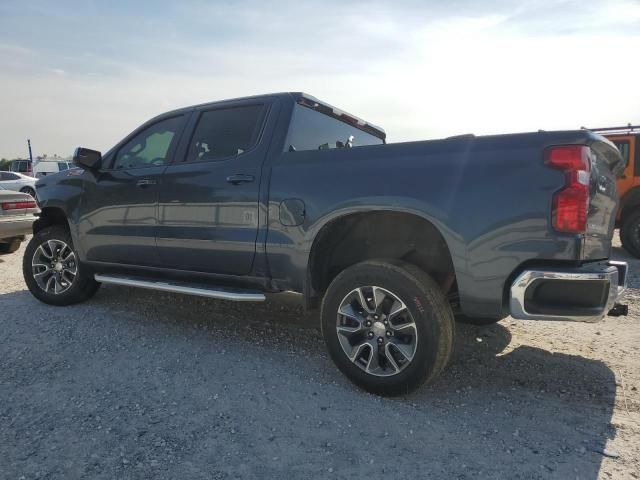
top-left (266, 133), bottom-right (585, 318)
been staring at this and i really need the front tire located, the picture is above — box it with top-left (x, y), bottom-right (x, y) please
top-left (23, 226), bottom-right (100, 305)
top-left (20, 186), bottom-right (36, 197)
top-left (321, 259), bottom-right (454, 395)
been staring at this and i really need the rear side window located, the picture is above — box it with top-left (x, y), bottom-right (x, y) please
top-left (1, 172), bottom-right (19, 180)
top-left (185, 105), bottom-right (266, 163)
top-left (113, 116), bottom-right (183, 170)
top-left (285, 103), bottom-right (384, 152)
top-left (58, 162), bottom-right (69, 171)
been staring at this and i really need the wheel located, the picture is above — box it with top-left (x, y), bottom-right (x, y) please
top-left (0, 237), bottom-right (23, 254)
top-left (23, 225), bottom-right (100, 306)
top-left (321, 259), bottom-right (454, 395)
top-left (620, 209), bottom-right (640, 258)
top-left (20, 186), bottom-right (36, 197)
top-left (455, 314), bottom-right (504, 326)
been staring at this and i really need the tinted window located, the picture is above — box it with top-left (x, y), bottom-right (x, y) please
top-left (113, 116), bottom-right (183, 170)
top-left (285, 104), bottom-right (384, 152)
top-left (58, 162), bottom-right (69, 171)
top-left (0, 172), bottom-right (19, 180)
top-left (12, 160), bottom-right (30, 173)
top-left (613, 140), bottom-right (630, 167)
top-left (186, 105), bottom-right (265, 163)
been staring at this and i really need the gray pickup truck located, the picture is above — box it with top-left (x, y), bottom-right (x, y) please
top-left (24, 92), bottom-right (628, 394)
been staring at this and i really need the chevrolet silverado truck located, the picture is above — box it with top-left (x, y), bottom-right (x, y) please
top-left (24, 92), bottom-right (628, 394)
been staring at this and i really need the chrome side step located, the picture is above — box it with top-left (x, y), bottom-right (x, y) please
top-left (94, 274), bottom-right (266, 302)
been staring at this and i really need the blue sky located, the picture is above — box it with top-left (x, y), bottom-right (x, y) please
top-left (1, 0), bottom-right (639, 158)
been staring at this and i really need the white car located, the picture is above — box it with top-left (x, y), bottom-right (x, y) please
top-left (0, 171), bottom-right (37, 197)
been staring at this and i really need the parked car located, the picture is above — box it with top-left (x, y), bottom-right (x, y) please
top-left (0, 185), bottom-right (39, 254)
top-left (592, 125), bottom-right (640, 257)
top-left (33, 160), bottom-right (73, 178)
top-left (25, 92), bottom-right (628, 394)
top-left (9, 159), bottom-right (33, 176)
top-left (0, 171), bottom-right (37, 197)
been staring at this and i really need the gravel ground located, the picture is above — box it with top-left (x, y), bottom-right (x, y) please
top-left (1, 235), bottom-right (639, 479)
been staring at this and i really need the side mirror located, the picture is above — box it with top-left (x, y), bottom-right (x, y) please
top-left (73, 147), bottom-right (102, 169)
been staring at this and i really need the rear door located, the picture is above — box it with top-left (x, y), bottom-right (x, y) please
top-left (78, 115), bottom-right (187, 266)
top-left (156, 101), bottom-right (270, 275)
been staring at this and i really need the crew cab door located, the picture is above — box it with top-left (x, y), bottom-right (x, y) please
top-left (156, 101), bottom-right (270, 275)
top-left (78, 115), bottom-right (186, 266)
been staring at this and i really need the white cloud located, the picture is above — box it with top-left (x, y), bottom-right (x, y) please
top-left (0, 0), bottom-right (638, 158)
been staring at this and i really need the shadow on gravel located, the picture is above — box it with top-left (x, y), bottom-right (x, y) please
top-left (1, 286), bottom-right (617, 479)
top-left (412, 322), bottom-right (617, 478)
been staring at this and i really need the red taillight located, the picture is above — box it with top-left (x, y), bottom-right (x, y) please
top-left (1, 201), bottom-right (37, 210)
top-left (544, 145), bottom-right (591, 233)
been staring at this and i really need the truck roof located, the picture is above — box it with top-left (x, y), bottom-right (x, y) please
top-left (158, 92), bottom-right (386, 141)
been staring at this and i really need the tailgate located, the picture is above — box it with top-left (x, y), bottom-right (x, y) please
top-left (583, 138), bottom-right (624, 260)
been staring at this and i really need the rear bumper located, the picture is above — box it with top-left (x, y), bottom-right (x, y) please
top-left (510, 261), bottom-right (627, 322)
top-left (0, 216), bottom-right (35, 241)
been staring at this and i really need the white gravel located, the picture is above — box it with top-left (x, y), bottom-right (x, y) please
top-left (0, 235), bottom-right (639, 479)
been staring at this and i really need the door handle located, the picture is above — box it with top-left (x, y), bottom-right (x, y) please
top-left (226, 174), bottom-right (255, 185)
top-left (136, 179), bottom-right (156, 187)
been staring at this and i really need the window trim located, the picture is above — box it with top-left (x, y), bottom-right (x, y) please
top-left (104, 114), bottom-right (186, 171)
top-left (180, 102), bottom-right (269, 165)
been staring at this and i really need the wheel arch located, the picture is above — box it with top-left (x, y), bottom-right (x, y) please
top-left (305, 208), bottom-right (460, 308)
top-left (33, 206), bottom-right (72, 236)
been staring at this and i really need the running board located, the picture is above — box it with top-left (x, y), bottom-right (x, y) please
top-left (94, 274), bottom-right (266, 302)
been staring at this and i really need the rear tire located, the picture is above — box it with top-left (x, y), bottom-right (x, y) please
top-left (20, 186), bottom-right (36, 197)
top-left (321, 259), bottom-right (454, 395)
top-left (23, 225), bottom-right (100, 306)
top-left (620, 209), bottom-right (640, 258)
top-left (0, 237), bottom-right (23, 254)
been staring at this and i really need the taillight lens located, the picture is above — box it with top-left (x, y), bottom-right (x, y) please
top-left (1, 201), bottom-right (37, 210)
top-left (544, 145), bottom-right (591, 233)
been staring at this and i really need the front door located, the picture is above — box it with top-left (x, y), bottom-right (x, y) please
top-left (157, 103), bottom-right (268, 275)
top-left (78, 115), bottom-right (186, 266)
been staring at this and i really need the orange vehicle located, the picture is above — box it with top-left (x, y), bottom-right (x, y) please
top-left (590, 125), bottom-right (640, 257)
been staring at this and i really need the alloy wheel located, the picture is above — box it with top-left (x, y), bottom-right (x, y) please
top-left (31, 239), bottom-right (78, 294)
top-left (336, 286), bottom-right (418, 377)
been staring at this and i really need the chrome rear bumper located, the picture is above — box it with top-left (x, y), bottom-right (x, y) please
top-left (510, 261), bottom-right (627, 322)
